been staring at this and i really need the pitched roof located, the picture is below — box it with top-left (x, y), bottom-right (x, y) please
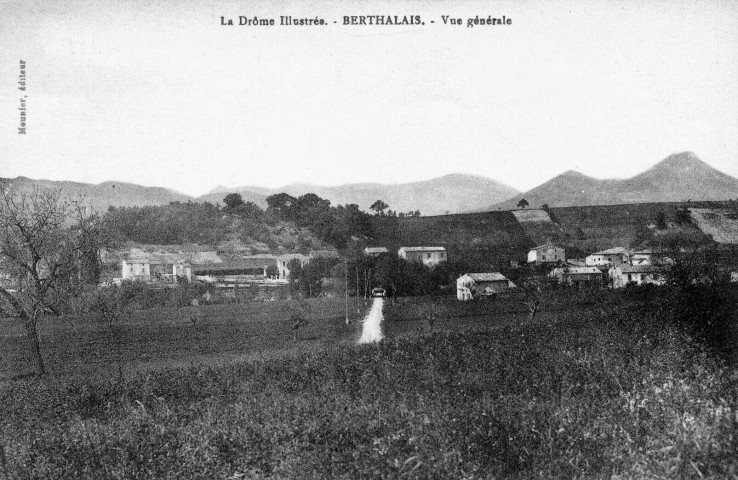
top-left (551, 267), bottom-right (602, 275)
top-left (364, 247), bottom-right (389, 254)
top-left (399, 246), bottom-right (446, 252)
top-left (463, 272), bottom-right (508, 282)
top-left (193, 256), bottom-right (277, 271)
top-left (590, 247), bottom-right (628, 256)
top-left (277, 253), bottom-right (310, 262)
top-left (618, 264), bottom-right (665, 274)
top-left (530, 244), bottom-right (562, 251)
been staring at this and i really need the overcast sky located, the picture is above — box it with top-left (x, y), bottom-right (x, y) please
top-left (1, 0), bottom-right (737, 196)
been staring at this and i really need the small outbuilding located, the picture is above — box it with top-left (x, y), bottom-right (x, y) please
top-left (457, 273), bottom-right (515, 301)
top-left (364, 247), bottom-right (389, 257)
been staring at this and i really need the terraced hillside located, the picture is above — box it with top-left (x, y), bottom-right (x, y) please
top-left (512, 209), bottom-right (566, 246)
top-left (371, 201), bottom-right (737, 267)
top-left (371, 211), bottom-right (530, 267)
top-left (689, 207), bottom-right (738, 244)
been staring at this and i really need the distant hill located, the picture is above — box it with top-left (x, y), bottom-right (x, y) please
top-left (197, 190), bottom-right (269, 208)
top-left (0, 177), bottom-right (193, 212)
top-left (202, 174), bottom-right (520, 216)
top-left (481, 152), bottom-right (738, 211)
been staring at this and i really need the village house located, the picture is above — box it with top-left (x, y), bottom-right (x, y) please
top-left (585, 247), bottom-right (629, 267)
top-left (120, 256), bottom-right (151, 282)
top-left (527, 244), bottom-right (565, 265)
top-left (549, 267), bottom-right (603, 289)
top-left (121, 252), bottom-right (192, 284)
top-left (398, 246), bottom-right (447, 266)
top-left (276, 253), bottom-right (310, 280)
top-left (609, 264), bottom-right (666, 289)
top-left (363, 246), bottom-right (389, 257)
top-left (457, 273), bottom-right (516, 300)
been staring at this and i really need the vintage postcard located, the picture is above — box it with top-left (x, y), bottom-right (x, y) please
top-left (1, 1), bottom-right (737, 478)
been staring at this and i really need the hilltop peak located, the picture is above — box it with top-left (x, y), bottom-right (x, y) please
top-left (553, 170), bottom-right (599, 183)
top-left (650, 151), bottom-right (708, 171)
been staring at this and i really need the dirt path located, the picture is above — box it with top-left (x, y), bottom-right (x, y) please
top-left (358, 297), bottom-right (384, 343)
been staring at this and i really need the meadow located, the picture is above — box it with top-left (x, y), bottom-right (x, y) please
top-left (0, 287), bottom-right (736, 478)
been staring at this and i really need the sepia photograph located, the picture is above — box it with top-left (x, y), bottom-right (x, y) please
top-left (1, 0), bottom-right (737, 478)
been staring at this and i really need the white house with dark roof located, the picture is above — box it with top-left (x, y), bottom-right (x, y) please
top-left (609, 264), bottom-right (666, 289)
top-left (527, 244), bottom-right (565, 265)
top-left (585, 247), bottom-right (629, 267)
top-left (457, 273), bottom-right (516, 300)
top-left (398, 246), bottom-right (447, 266)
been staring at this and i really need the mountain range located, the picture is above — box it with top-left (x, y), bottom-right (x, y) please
top-left (200, 174), bottom-right (520, 216)
top-left (3, 152), bottom-right (736, 215)
top-left (0, 176), bottom-right (192, 213)
top-left (482, 152), bottom-right (738, 211)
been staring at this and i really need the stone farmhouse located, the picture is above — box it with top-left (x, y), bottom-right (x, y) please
top-left (585, 247), bottom-right (629, 268)
top-left (120, 252), bottom-right (192, 284)
top-left (527, 244), bottom-right (565, 265)
top-left (457, 273), bottom-right (515, 300)
top-left (609, 264), bottom-right (666, 289)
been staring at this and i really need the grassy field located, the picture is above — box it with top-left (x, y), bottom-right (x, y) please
top-left (1, 288), bottom-right (736, 478)
top-left (1, 294), bottom-right (544, 380)
top-left (0, 298), bottom-right (369, 380)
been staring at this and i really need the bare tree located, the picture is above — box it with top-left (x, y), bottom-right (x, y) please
top-left (419, 299), bottom-right (449, 334)
top-left (516, 267), bottom-right (547, 323)
top-left (89, 284), bottom-right (130, 328)
top-left (188, 298), bottom-right (202, 329)
top-left (0, 185), bottom-right (105, 375)
top-left (288, 299), bottom-right (310, 341)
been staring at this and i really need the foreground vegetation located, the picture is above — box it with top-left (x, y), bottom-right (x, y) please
top-left (1, 288), bottom-right (736, 479)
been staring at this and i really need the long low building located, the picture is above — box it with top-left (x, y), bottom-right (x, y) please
top-left (549, 267), bottom-right (604, 289)
top-left (118, 248), bottom-right (317, 285)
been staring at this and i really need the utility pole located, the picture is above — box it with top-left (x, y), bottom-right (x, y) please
top-left (356, 266), bottom-right (361, 314)
top-left (344, 258), bottom-right (350, 324)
